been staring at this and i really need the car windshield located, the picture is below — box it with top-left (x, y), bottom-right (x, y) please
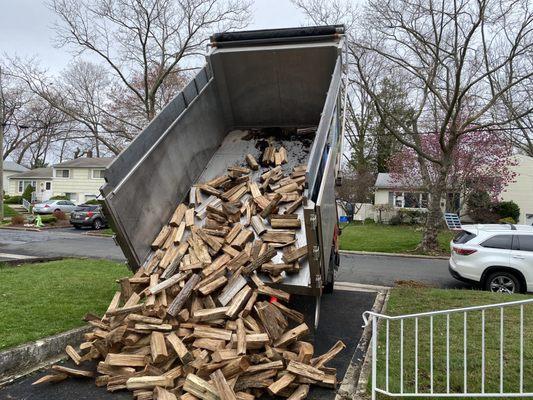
top-left (40, 200), bottom-right (55, 205)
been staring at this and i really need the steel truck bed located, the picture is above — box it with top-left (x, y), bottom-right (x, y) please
top-left (101, 25), bottom-right (345, 298)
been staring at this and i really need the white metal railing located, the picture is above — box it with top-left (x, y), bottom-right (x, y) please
top-left (22, 198), bottom-right (31, 212)
top-left (363, 298), bottom-right (533, 398)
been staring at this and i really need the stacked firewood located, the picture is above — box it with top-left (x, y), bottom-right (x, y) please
top-left (34, 148), bottom-right (345, 399)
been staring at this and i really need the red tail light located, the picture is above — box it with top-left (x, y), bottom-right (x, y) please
top-left (87, 211), bottom-right (94, 217)
top-left (44, 204), bottom-right (50, 208)
top-left (453, 246), bottom-right (477, 256)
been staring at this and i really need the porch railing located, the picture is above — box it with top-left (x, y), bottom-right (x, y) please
top-left (363, 298), bottom-right (533, 398)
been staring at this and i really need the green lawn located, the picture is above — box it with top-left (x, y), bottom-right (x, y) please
top-left (3, 204), bottom-right (19, 217)
top-left (373, 288), bottom-right (533, 398)
top-left (0, 259), bottom-right (130, 350)
top-left (340, 224), bottom-right (454, 255)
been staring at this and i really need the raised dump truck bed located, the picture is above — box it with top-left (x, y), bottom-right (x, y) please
top-left (101, 25), bottom-right (345, 299)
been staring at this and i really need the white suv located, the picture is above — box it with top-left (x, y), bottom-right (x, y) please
top-left (449, 224), bottom-right (533, 293)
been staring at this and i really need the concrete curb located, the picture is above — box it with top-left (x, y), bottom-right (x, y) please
top-left (336, 289), bottom-right (389, 400)
top-left (85, 231), bottom-right (114, 238)
top-left (0, 226), bottom-right (41, 232)
top-left (339, 249), bottom-right (449, 260)
top-left (0, 325), bottom-right (91, 387)
top-left (1, 256), bottom-right (67, 266)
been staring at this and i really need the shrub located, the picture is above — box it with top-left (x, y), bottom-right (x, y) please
top-left (50, 195), bottom-right (69, 200)
top-left (21, 184), bottom-right (35, 203)
top-left (53, 210), bottom-right (67, 220)
top-left (492, 201), bottom-right (520, 222)
top-left (85, 199), bottom-right (103, 205)
top-left (467, 191), bottom-right (499, 223)
top-left (40, 215), bottom-right (57, 224)
top-left (4, 195), bottom-right (22, 204)
top-left (389, 215), bottom-right (402, 225)
top-left (364, 217), bottom-right (375, 224)
top-left (10, 215), bottom-right (25, 225)
top-left (499, 217), bottom-right (516, 225)
top-left (399, 209), bottom-right (426, 225)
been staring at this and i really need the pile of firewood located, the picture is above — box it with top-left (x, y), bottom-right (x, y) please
top-left (34, 147), bottom-right (345, 399)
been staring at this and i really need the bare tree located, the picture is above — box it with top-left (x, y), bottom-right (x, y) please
top-left (10, 58), bottom-right (135, 155)
top-left (500, 78), bottom-right (533, 156)
top-left (296, 0), bottom-right (533, 252)
top-left (50, 0), bottom-right (252, 121)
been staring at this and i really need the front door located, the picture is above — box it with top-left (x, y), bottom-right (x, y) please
top-left (41, 181), bottom-right (53, 201)
top-left (36, 181), bottom-right (53, 202)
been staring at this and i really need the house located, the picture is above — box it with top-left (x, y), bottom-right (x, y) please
top-left (374, 173), bottom-right (462, 222)
top-left (374, 154), bottom-right (533, 225)
top-left (3, 161), bottom-right (28, 192)
top-left (7, 157), bottom-right (114, 203)
top-left (7, 167), bottom-right (53, 201)
top-left (51, 157), bottom-right (114, 203)
top-left (500, 154), bottom-right (533, 225)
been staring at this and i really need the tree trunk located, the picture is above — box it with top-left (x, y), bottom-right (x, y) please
top-left (419, 177), bottom-right (446, 253)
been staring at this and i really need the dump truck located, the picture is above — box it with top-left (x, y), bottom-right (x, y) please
top-left (101, 25), bottom-right (346, 325)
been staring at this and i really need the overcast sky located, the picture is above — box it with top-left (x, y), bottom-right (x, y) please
top-left (0, 0), bottom-right (306, 73)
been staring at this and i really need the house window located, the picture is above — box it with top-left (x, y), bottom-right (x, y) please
top-left (92, 169), bottom-right (105, 179)
top-left (56, 169), bottom-right (70, 178)
top-left (45, 182), bottom-right (51, 190)
top-left (18, 180), bottom-right (36, 193)
top-left (393, 192), bottom-right (429, 209)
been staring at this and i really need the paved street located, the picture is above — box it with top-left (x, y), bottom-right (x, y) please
top-left (338, 252), bottom-right (473, 289)
top-left (0, 228), bottom-right (472, 289)
top-left (0, 228), bottom-right (125, 262)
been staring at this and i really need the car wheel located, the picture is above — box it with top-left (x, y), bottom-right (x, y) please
top-left (54, 208), bottom-right (61, 212)
top-left (484, 271), bottom-right (521, 294)
top-left (93, 219), bottom-right (103, 230)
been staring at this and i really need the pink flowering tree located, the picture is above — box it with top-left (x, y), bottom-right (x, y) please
top-left (389, 130), bottom-right (517, 236)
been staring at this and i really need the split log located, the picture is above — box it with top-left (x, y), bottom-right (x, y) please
top-left (260, 193), bottom-right (282, 218)
top-left (245, 154), bottom-right (259, 170)
top-left (166, 333), bottom-right (194, 365)
top-left (51, 365), bottom-right (95, 378)
top-left (33, 373), bottom-right (69, 385)
top-left (282, 245), bottom-right (309, 263)
top-left (167, 274), bottom-right (201, 317)
top-left (210, 369), bottom-right (237, 400)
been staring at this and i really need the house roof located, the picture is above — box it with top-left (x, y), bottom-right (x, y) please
top-left (374, 173), bottom-right (423, 189)
top-left (9, 167), bottom-right (53, 180)
top-left (4, 161), bottom-right (29, 173)
top-left (53, 157), bottom-right (114, 168)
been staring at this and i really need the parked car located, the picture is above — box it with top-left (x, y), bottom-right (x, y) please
top-left (70, 204), bottom-right (108, 230)
top-left (33, 199), bottom-right (77, 214)
top-left (449, 224), bottom-right (533, 293)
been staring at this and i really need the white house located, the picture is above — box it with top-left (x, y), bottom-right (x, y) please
top-left (7, 157), bottom-right (114, 203)
top-left (374, 154), bottom-right (533, 225)
top-left (3, 161), bottom-right (28, 192)
top-left (500, 154), bottom-right (533, 225)
top-left (51, 157), bottom-right (114, 203)
top-left (7, 167), bottom-right (53, 201)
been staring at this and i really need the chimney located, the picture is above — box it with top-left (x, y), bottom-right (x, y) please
top-left (86, 150), bottom-right (93, 158)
